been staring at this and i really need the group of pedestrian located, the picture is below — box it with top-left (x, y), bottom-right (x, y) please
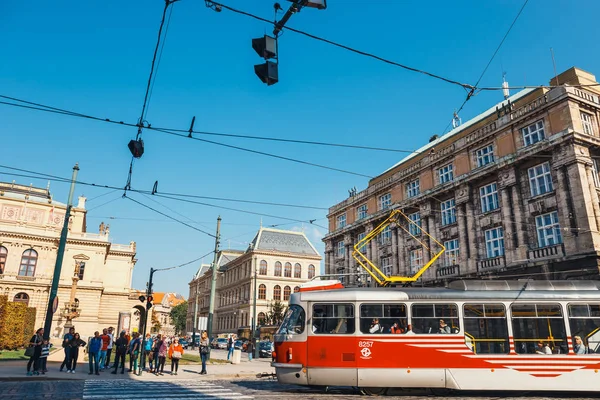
top-left (25, 328), bottom-right (52, 376)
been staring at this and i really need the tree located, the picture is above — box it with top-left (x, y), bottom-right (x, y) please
top-left (266, 301), bottom-right (286, 326)
top-left (170, 301), bottom-right (188, 336)
top-left (151, 310), bottom-right (162, 334)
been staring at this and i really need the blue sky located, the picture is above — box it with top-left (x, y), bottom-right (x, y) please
top-left (1, 0), bottom-right (599, 297)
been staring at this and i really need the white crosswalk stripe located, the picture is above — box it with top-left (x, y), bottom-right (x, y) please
top-left (83, 379), bottom-right (254, 400)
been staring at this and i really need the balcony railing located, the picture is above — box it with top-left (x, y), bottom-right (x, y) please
top-left (436, 264), bottom-right (460, 278)
top-left (477, 255), bottom-right (506, 271)
top-left (528, 243), bottom-right (565, 260)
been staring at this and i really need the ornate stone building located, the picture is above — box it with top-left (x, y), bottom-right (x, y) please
top-left (324, 67), bottom-right (600, 285)
top-left (187, 227), bottom-right (321, 336)
top-left (0, 181), bottom-right (139, 339)
top-left (150, 292), bottom-right (186, 337)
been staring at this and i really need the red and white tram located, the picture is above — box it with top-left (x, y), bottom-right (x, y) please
top-left (272, 279), bottom-right (600, 394)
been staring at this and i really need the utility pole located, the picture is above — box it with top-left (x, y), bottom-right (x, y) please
top-left (43, 164), bottom-right (79, 340)
top-left (206, 216), bottom-right (221, 340)
top-left (139, 267), bottom-right (156, 376)
top-left (251, 257), bottom-right (259, 358)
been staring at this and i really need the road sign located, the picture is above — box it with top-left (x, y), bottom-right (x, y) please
top-left (198, 317), bottom-right (207, 331)
top-left (52, 296), bottom-right (59, 314)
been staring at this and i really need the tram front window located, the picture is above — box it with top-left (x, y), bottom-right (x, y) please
top-left (277, 304), bottom-right (306, 335)
top-left (312, 303), bottom-right (355, 334)
top-left (511, 303), bottom-right (567, 354)
top-left (568, 304), bottom-right (600, 354)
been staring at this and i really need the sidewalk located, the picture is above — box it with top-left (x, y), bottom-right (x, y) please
top-left (0, 349), bottom-right (274, 381)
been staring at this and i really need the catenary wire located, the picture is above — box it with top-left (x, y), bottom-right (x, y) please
top-left (0, 164), bottom-right (329, 210)
top-left (124, 193), bottom-right (217, 238)
top-left (86, 195), bottom-right (123, 212)
top-left (154, 249), bottom-right (214, 272)
top-left (441, 0), bottom-right (530, 136)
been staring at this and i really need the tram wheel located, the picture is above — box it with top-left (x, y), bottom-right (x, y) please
top-left (360, 387), bottom-right (388, 396)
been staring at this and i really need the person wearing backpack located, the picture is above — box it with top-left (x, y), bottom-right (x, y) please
top-left (88, 331), bottom-right (102, 375)
top-left (111, 331), bottom-right (128, 374)
top-left (155, 337), bottom-right (167, 376)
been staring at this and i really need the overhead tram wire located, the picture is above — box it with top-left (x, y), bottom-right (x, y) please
top-left (205, 1), bottom-right (472, 91)
top-left (124, 194), bottom-right (217, 238)
top-left (0, 164), bottom-right (329, 210)
top-left (151, 127), bottom-right (373, 179)
top-left (154, 250), bottom-right (215, 273)
top-left (440, 0), bottom-right (530, 135)
top-left (124, 0), bottom-right (178, 192)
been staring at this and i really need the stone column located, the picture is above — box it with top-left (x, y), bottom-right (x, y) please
top-left (500, 187), bottom-right (514, 252)
top-left (585, 164), bottom-right (600, 232)
top-left (457, 203), bottom-right (469, 267)
top-left (554, 165), bottom-right (576, 254)
top-left (391, 225), bottom-right (399, 275)
top-left (510, 185), bottom-right (527, 255)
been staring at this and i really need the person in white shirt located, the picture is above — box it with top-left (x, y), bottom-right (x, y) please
top-left (369, 319), bottom-right (381, 334)
top-left (536, 341), bottom-right (552, 355)
top-left (105, 327), bottom-right (114, 369)
top-left (404, 324), bottom-right (415, 335)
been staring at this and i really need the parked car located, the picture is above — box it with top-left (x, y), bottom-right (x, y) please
top-left (212, 338), bottom-right (228, 349)
top-left (179, 339), bottom-right (189, 349)
top-left (258, 341), bottom-right (272, 358)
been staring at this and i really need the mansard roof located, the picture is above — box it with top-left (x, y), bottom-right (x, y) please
top-left (248, 227), bottom-right (320, 257)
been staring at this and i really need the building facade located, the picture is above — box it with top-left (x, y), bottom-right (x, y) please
top-left (150, 292), bottom-right (186, 337)
top-left (324, 67), bottom-right (600, 286)
top-left (186, 227), bottom-right (322, 336)
top-left (0, 182), bottom-right (140, 340)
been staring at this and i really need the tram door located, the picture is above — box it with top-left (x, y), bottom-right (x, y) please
top-left (307, 303), bottom-right (357, 386)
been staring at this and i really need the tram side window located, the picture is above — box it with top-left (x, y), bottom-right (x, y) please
top-left (411, 304), bottom-right (460, 334)
top-left (312, 303), bottom-right (355, 334)
top-left (568, 304), bottom-right (600, 354)
top-left (359, 304), bottom-right (407, 334)
top-left (463, 304), bottom-right (509, 354)
top-left (511, 303), bottom-right (567, 354)
top-left (277, 304), bottom-right (306, 335)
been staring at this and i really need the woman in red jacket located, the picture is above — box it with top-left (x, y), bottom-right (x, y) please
top-left (168, 338), bottom-right (184, 375)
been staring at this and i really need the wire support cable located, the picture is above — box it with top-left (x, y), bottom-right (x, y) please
top-left (154, 250), bottom-right (214, 272)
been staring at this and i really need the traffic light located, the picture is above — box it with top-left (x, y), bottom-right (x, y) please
top-left (252, 35), bottom-right (278, 86)
top-left (138, 295), bottom-right (146, 303)
top-left (128, 139), bottom-right (144, 158)
top-left (146, 295), bottom-right (154, 310)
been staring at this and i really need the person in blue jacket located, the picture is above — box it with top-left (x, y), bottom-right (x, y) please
top-left (88, 331), bottom-right (102, 375)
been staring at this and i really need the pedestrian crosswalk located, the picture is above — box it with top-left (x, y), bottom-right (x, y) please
top-left (83, 380), bottom-right (254, 400)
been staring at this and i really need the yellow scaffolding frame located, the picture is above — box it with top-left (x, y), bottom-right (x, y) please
top-left (352, 209), bottom-right (445, 286)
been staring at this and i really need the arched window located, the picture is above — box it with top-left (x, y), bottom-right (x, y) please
top-left (284, 262), bottom-right (292, 277)
top-left (308, 264), bottom-right (316, 279)
top-left (19, 249), bottom-right (38, 277)
top-left (259, 260), bottom-right (268, 275)
top-left (14, 292), bottom-right (29, 306)
top-left (258, 284), bottom-right (266, 300)
top-left (294, 263), bottom-right (301, 278)
top-left (283, 286), bottom-right (291, 301)
top-left (0, 246), bottom-right (7, 274)
top-left (258, 312), bottom-right (266, 325)
top-left (274, 262), bottom-right (282, 276)
top-left (294, 286), bottom-right (300, 293)
top-left (273, 285), bottom-right (281, 301)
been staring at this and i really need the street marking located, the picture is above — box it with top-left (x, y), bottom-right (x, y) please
top-left (83, 380), bottom-right (253, 399)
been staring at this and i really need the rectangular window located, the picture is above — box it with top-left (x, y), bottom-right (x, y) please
top-left (528, 162), bottom-right (553, 197)
top-left (476, 145), bottom-right (495, 168)
top-left (485, 227), bottom-right (504, 258)
top-left (312, 303), bottom-right (355, 334)
top-left (582, 112), bottom-right (595, 136)
top-left (379, 193), bottom-right (392, 211)
top-left (535, 211), bottom-right (562, 247)
top-left (444, 239), bottom-right (459, 266)
top-left (381, 256), bottom-right (392, 276)
top-left (379, 226), bottom-right (392, 245)
top-left (438, 164), bottom-right (454, 184)
top-left (408, 212), bottom-right (421, 236)
top-left (440, 198), bottom-right (456, 225)
top-left (356, 232), bottom-right (367, 254)
top-left (359, 303), bottom-right (407, 334)
top-left (411, 304), bottom-right (460, 334)
top-left (463, 304), bottom-right (508, 354)
top-left (409, 248), bottom-right (423, 275)
top-left (479, 182), bottom-right (499, 213)
top-left (568, 304), bottom-right (600, 354)
top-left (593, 159), bottom-right (600, 188)
top-left (336, 241), bottom-right (345, 257)
top-left (522, 120), bottom-right (546, 146)
top-left (77, 262), bottom-right (85, 280)
top-left (406, 180), bottom-right (420, 198)
top-left (357, 204), bottom-right (368, 220)
top-left (336, 214), bottom-right (346, 229)
top-left (511, 303), bottom-right (567, 354)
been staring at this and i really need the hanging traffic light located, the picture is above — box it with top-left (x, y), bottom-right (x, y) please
top-left (252, 35), bottom-right (278, 86)
top-left (128, 139), bottom-right (145, 158)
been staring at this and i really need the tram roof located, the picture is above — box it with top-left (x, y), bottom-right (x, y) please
top-left (296, 280), bottom-right (600, 302)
